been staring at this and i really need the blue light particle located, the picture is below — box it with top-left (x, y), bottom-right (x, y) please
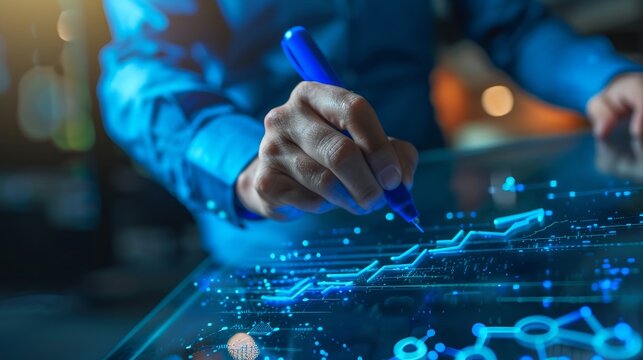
top-left (600, 279), bottom-right (611, 290)
top-left (470, 211), bottom-right (477, 218)
top-left (545, 210), bottom-right (553, 216)
top-left (353, 227), bottom-right (362, 235)
top-left (549, 180), bottom-right (558, 188)
top-left (547, 193), bottom-right (555, 200)
top-left (435, 343), bottom-right (446, 352)
top-left (385, 212), bottom-right (395, 221)
top-left (302, 240), bottom-right (309, 247)
top-left (614, 323), bottom-right (632, 341)
top-left (513, 284), bottom-right (520, 290)
top-left (622, 267), bottom-right (630, 275)
top-left (446, 212), bottom-right (454, 220)
top-left (569, 191), bottom-right (576, 198)
top-left (342, 238), bottom-right (350, 245)
top-left (580, 306), bottom-right (592, 317)
top-left (317, 326), bottom-right (324, 331)
top-left (428, 351), bottom-right (438, 360)
top-left (516, 184), bottom-right (525, 192)
top-left (543, 280), bottom-right (552, 289)
top-left (472, 323), bottom-right (485, 337)
top-left (505, 176), bottom-right (516, 186)
top-left (624, 191), bottom-right (631, 196)
top-left (456, 211), bottom-right (464, 219)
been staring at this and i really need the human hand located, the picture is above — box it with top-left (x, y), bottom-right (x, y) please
top-left (235, 81), bottom-right (418, 220)
top-left (587, 73), bottom-right (643, 138)
top-left (595, 139), bottom-right (643, 181)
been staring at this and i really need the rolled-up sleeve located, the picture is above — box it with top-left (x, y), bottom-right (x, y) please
top-left (98, 0), bottom-right (264, 226)
top-left (453, 0), bottom-right (643, 113)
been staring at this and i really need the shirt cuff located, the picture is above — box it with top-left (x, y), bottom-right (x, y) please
top-left (556, 36), bottom-right (643, 113)
top-left (185, 113), bottom-right (264, 226)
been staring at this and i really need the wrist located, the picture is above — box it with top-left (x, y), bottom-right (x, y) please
top-left (234, 158), bottom-right (263, 220)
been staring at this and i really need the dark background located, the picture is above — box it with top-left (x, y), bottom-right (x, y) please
top-left (0, 0), bottom-right (641, 358)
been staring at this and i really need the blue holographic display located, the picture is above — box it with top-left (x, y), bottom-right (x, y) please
top-left (106, 136), bottom-right (643, 360)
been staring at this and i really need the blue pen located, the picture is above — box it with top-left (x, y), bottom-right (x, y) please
top-left (281, 26), bottom-right (424, 233)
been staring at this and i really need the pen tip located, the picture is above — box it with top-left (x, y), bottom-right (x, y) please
top-left (411, 218), bottom-right (425, 233)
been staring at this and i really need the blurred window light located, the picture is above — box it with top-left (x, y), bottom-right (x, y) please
top-left (57, 9), bottom-right (81, 42)
top-left (18, 66), bottom-right (66, 140)
top-left (0, 36), bottom-right (9, 94)
top-left (481, 85), bottom-right (514, 117)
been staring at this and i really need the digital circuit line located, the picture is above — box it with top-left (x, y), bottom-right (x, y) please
top-left (326, 260), bottom-right (379, 279)
top-left (391, 244), bottom-right (420, 261)
top-left (392, 306), bottom-right (642, 360)
top-left (261, 209), bottom-right (547, 303)
top-left (429, 209), bottom-right (545, 254)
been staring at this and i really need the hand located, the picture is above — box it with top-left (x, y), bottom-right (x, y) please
top-left (587, 73), bottom-right (643, 139)
top-left (595, 139), bottom-right (643, 181)
top-left (235, 81), bottom-right (419, 220)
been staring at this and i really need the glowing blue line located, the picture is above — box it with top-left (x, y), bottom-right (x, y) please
top-left (583, 314), bottom-right (604, 333)
top-left (430, 209), bottom-right (545, 254)
top-left (494, 208), bottom-right (545, 228)
top-left (555, 310), bottom-right (581, 326)
top-left (317, 281), bottom-right (354, 286)
top-left (556, 329), bottom-right (595, 348)
top-left (321, 286), bottom-right (336, 295)
top-left (366, 249), bottom-right (428, 283)
top-left (326, 260), bottom-right (379, 279)
top-left (475, 326), bottom-right (518, 348)
top-left (435, 229), bottom-right (465, 246)
top-left (320, 281), bottom-right (353, 295)
top-left (390, 244), bottom-right (419, 261)
top-left (274, 277), bottom-right (310, 295)
top-left (262, 282), bottom-right (313, 302)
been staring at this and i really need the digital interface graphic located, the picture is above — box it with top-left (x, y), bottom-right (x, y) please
top-left (107, 136), bottom-right (643, 360)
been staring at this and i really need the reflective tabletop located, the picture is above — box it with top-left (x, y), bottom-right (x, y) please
top-left (107, 133), bottom-right (643, 360)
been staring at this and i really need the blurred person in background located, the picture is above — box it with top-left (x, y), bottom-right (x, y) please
top-left (98, 0), bottom-right (643, 261)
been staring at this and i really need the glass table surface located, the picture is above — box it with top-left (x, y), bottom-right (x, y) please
top-left (106, 133), bottom-right (643, 360)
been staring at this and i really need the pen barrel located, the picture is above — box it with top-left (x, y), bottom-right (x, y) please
top-left (384, 185), bottom-right (419, 223)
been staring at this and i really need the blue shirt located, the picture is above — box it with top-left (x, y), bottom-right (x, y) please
top-left (98, 0), bottom-right (642, 230)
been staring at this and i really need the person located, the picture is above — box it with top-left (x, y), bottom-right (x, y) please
top-left (98, 0), bottom-right (643, 260)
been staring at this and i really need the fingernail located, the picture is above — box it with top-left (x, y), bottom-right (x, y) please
top-left (378, 165), bottom-right (401, 190)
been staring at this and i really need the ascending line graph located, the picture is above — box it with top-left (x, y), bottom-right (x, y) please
top-left (261, 209), bottom-right (546, 303)
top-left (430, 208), bottom-right (545, 254)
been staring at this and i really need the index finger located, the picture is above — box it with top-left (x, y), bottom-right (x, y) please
top-left (292, 81), bottom-right (403, 190)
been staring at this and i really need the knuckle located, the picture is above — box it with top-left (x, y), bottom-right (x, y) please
top-left (322, 134), bottom-right (358, 169)
top-left (264, 107), bottom-right (288, 131)
top-left (258, 137), bottom-right (282, 159)
top-left (341, 93), bottom-right (370, 123)
top-left (292, 81), bottom-right (314, 99)
top-left (254, 169), bottom-right (275, 198)
top-left (313, 168), bottom-right (336, 192)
